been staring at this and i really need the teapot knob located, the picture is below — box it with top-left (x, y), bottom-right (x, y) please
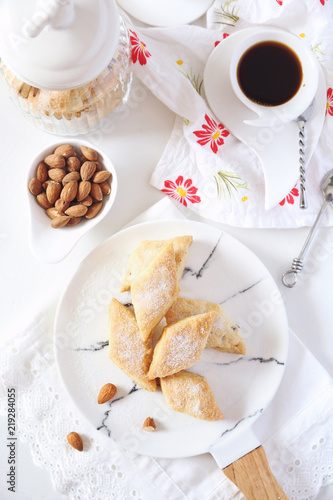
top-left (22, 0), bottom-right (75, 38)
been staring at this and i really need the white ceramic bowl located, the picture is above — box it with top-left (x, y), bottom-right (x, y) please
top-left (229, 29), bottom-right (319, 127)
top-left (27, 140), bottom-right (118, 263)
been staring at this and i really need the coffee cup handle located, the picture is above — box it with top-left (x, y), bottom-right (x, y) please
top-left (243, 117), bottom-right (270, 127)
top-left (242, 104), bottom-right (276, 127)
top-left (244, 112), bottom-right (292, 127)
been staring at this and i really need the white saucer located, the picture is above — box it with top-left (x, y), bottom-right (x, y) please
top-left (204, 27), bottom-right (327, 210)
top-left (116, 0), bottom-right (214, 27)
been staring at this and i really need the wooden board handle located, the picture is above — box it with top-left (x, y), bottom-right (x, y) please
top-left (222, 445), bottom-right (288, 499)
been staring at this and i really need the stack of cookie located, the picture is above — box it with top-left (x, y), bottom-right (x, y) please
top-left (108, 236), bottom-right (246, 422)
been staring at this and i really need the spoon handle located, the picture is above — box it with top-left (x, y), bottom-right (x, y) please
top-left (282, 200), bottom-right (329, 287)
top-left (299, 121), bottom-right (308, 210)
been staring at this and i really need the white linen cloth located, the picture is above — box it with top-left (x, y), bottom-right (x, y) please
top-left (126, 0), bottom-right (333, 228)
top-left (0, 197), bottom-right (333, 500)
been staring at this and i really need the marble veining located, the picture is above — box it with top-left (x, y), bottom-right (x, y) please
top-left (183, 233), bottom-right (223, 279)
top-left (215, 356), bottom-right (285, 367)
top-left (249, 356), bottom-right (284, 366)
top-left (219, 278), bottom-right (264, 305)
top-left (220, 408), bottom-right (264, 438)
top-left (75, 340), bottom-right (109, 352)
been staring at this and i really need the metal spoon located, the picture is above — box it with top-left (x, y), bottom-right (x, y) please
top-left (282, 169), bottom-right (333, 288)
top-left (297, 98), bottom-right (315, 209)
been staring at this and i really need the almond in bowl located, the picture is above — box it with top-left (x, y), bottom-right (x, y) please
top-left (27, 141), bottom-right (118, 263)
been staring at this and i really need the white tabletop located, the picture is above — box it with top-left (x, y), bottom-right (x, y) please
top-left (0, 72), bottom-right (332, 499)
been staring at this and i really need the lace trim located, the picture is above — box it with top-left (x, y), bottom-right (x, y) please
top-left (264, 389), bottom-right (333, 500)
top-left (0, 325), bottom-right (147, 500)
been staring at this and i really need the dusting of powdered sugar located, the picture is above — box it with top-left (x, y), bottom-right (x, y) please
top-left (162, 374), bottom-right (208, 419)
top-left (109, 304), bottom-right (152, 378)
top-left (212, 314), bottom-right (227, 331)
top-left (132, 247), bottom-right (178, 332)
top-left (153, 319), bottom-right (211, 378)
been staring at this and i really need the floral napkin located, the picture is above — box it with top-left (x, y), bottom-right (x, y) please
top-left (125, 0), bottom-right (333, 228)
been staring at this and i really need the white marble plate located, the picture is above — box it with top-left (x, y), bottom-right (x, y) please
top-left (54, 220), bottom-right (288, 459)
top-left (116, 0), bottom-right (214, 27)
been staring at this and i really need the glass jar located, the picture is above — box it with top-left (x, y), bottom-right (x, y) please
top-left (0, 16), bottom-right (132, 136)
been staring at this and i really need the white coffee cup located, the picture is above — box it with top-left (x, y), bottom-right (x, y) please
top-left (229, 29), bottom-right (319, 127)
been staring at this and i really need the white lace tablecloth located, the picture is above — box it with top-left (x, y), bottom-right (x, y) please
top-left (1, 198), bottom-right (332, 500)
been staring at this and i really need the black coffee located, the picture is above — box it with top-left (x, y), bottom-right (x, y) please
top-left (236, 41), bottom-right (303, 107)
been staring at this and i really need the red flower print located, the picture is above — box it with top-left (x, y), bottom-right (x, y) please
top-left (326, 88), bottom-right (333, 116)
top-left (129, 30), bottom-right (151, 65)
top-left (215, 34), bottom-right (229, 47)
top-left (161, 176), bottom-right (201, 207)
top-left (279, 186), bottom-right (299, 206)
top-left (320, 0), bottom-right (327, 5)
top-left (193, 114), bottom-right (230, 154)
top-left (276, 0), bottom-right (283, 5)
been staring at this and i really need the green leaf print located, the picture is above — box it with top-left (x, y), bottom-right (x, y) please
top-left (178, 67), bottom-right (203, 95)
top-left (311, 43), bottom-right (326, 64)
top-left (214, 170), bottom-right (249, 199)
top-left (214, 0), bottom-right (240, 27)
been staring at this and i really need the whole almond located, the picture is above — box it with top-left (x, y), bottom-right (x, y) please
top-left (37, 193), bottom-right (53, 210)
top-left (142, 417), bottom-right (156, 432)
top-left (92, 170), bottom-right (111, 183)
top-left (51, 215), bottom-right (71, 228)
top-left (81, 145), bottom-right (98, 161)
top-left (28, 177), bottom-right (42, 196)
top-left (46, 181), bottom-right (62, 205)
top-left (94, 161), bottom-right (102, 171)
top-left (44, 154), bottom-right (66, 169)
top-left (54, 144), bottom-right (75, 158)
top-left (46, 207), bottom-right (64, 219)
top-left (67, 156), bottom-right (81, 172)
top-left (62, 171), bottom-right (80, 184)
top-left (67, 216), bottom-right (82, 227)
top-left (77, 181), bottom-right (91, 201)
top-left (81, 195), bottom-right (93, 206)
top-left (100, 181), bottom-right (111, 196)
top-left (66, 432), bottom-right (83, 452)
top-left (80, 161), bottom-right (96, 181)
top-left (42, 180), bottom-right (52, 190)
top-left (79, 154), bottom-right (88, 164)
top-left (97, 383), bottom-right (117, 404)
top-left (48, 168), bottom-right (66, 182)
top-left (55, 199), bottom-right (70, 212)
top-left (90, 183), bottom-right (103, 201)
top-left (85, 201), bottom-right (103, 219)
top-left (61, 180), bottom-right (78, 202)
top-left (65, 204), bottom-right (88, 217)
top-left (36, 161), bottom-right (48, 183)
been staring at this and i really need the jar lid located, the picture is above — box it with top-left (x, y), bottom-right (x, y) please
top-left (0, 0), bottom-right (120, 90)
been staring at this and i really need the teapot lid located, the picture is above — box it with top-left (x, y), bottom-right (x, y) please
top-left (0, 0), bottom-right (120, 90)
